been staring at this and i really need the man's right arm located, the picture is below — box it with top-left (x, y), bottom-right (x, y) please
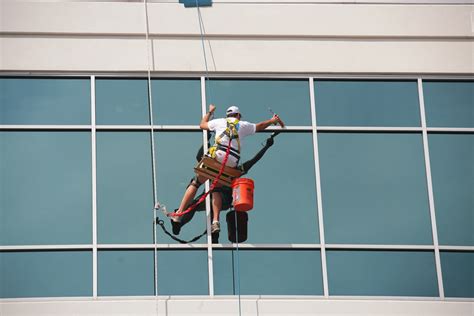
top-left (255, 115), bottom-right (279, 132)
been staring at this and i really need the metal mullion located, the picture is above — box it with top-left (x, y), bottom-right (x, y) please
top-left (96, 125), bottom-right (200, 131)
top-left (201, 76), bottom-right (214, 297)
top-left (97, 244), bottom-right (209, 249)
top-left (90, 75), bottom-right (98, 298)
top-left (211, 244), bottom-right (323, 249)
top-left (439, 246), bottom-right (474, 251)
top-left (0, 125), bottom-right (91, 130)
top-left (418, 78), bottom-right (445, 299)
top-left (316, 126), bottom-right (422, 132)
top-left (0, 245), bottom-right (93, 251)
top-left (309, 77), bottom-right (329, 298)
top-left (325, 244), bottom-right (435, 250)
top-left (427, 127), bottom-right (474, 133)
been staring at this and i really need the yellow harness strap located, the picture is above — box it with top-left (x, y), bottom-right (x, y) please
top-left (209, 119), bottom-right (240, 158)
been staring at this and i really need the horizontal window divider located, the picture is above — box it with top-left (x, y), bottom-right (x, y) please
top-left (325, 244), bottom-right (435, 250)
top-left (0, 125), bottom-right (92, 130)
top-left (4, 244), bottom-right (471, 251)
top-left (97, 125), bottom-right (200, 131)
top-left (264, 126), bottom-right (312, 132)
top-left (97, 244), bottom-right (209, 249)
top-left (317, 126), bottom-right (423, 132)
top-left (427, 127), bottom-right (474, 133)
top-left (212, 243), bottom-right (322, 249)
top-left (0, 245), bottom-right (93, 251)
top-left (439, 245), bottom-right (474, 251)
top-left (2, 73), bottom-right (473, 80)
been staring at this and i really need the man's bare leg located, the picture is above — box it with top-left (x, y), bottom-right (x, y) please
top-left (211, 191), bottom-right (222, 233)
top-left (171, 175), bottom-right (206, 222)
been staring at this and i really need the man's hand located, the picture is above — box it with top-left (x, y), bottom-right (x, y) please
top-left (209, 104), bottom-right (216, 113)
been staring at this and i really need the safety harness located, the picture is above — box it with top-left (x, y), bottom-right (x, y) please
top-left (208, 118), bottom-right (241, 162)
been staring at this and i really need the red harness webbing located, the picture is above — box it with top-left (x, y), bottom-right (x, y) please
top-left (167, 137), bottom-right (232, 218)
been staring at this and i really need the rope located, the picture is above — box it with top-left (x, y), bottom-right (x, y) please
top-left (156, 219), bottom-right (207, 244)
top-left (233, 209), bottom-right (242, 316)
top-left (165, 134), bottom-right (233, 219)
top-left (142, 0), bottom-right (159, 303)
top-left (195, 0), bottom-right (212, 101)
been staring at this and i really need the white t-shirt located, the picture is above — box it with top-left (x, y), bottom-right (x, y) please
top-left (207, 117), bottom-right (256, 167)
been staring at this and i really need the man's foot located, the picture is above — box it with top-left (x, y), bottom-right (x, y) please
top-left (169, 209), bottom-right (181, 223)
top-left (211, 221), bottom-right (220, 234)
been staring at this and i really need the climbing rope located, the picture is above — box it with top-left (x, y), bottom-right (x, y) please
top-left (158, 130), bottom-right (233, 219)
top-left (142, 0), bottom-right (160, 305)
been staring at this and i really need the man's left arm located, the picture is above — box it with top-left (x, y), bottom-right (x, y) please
top-left (200, 104), bottom-right (216, 130)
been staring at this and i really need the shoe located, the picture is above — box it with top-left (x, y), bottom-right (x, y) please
top-left (211, 221), bottom-right (220, 234)
top-left (169, 209), bottom-right (181, 223)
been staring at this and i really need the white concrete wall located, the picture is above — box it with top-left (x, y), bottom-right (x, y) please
top-left (1, 297), bottom-right (474, 316)
top-left (1, 1), bottom-right (473, 74)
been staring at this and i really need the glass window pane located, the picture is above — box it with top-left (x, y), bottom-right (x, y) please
top-left (0, 77), bottom-right (91, 125)
top-left (157, 250), bottom-right (208, 295)
top-left (327, 250), bottom-right (438, 296)
top-left (208, 79), bottom-right (311, 126)
top-left (152, 79), bottom-right (202, 125)
top-left (429, 134), bottom-right (474, 246)
top-left (0, 132), bottom-right (92, 245)
top-left (95, 79), bottom-right (149, 125)
top-left (96, 132), bottom-right (153, 244)
top-left (314, 80), bottom-right (421, 127)
top-left (95, 79), bottom-right (202, 125)
top-left (424, 81), bottom-right (474, 127)
top-left (1, 251), bottom-right (92, 298)
top-left (441, 251), bottom-right (474, 298)
top-left (213, 250), bottom-right (323, 295)
top-left (154, 132), bottom-right (206, 244)
top-left (318, 133), bottom-right (432, 245)
top-left (98, 250), bottom-right (153, 296)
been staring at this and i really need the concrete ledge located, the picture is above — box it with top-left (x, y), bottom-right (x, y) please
top-left (1, 296), bottom-right (473, 316)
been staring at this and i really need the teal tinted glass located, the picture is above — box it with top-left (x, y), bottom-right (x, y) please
top-left (0, 132), bottom-right (92, 245)
top-left (424, 81), bottom-right (474, 127)
top-left (208, 79), bottom-right (311, 126)
top-left (157, 250), bottom-right (208, 295)
top-left (154, 132), bottom-right (206, 243)
top-left (96, 132), bottom-right (153, 244)
top-left (0, 77), bottom-right (90, 125)
top-left (216, 133), bottom-right (319, 244)
top-left (429, 134), bottom-right (473, 246)
top-left (95, 79), bottom-right (149, 125)
top-left (98, 250), bottom-right (153, 296)
top-left (318, 133), bottom-right (432, 244)
top-left (314, 80), bottom-right (421, 127)
top-left (152, 79), bottom-right (202, 125)
top-left (213, 250), bottom-right (323, 295)
top-left (327, 250), bottom-right (438, 296)
top-left (441, 251), bottom-right (474, 298)
top-left (0, 251), bottom-right (92, 298)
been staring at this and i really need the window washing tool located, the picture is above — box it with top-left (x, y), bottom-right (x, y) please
top-left (268, 107), bottom-right (285, 128)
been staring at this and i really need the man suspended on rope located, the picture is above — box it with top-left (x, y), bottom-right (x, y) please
top-left (171, 104), bottom-right (281, 234)
top-left (171, 130), bottom-right (280, 236)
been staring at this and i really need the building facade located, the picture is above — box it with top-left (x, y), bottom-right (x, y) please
top-left (0, 0), bottom-right (473, 315)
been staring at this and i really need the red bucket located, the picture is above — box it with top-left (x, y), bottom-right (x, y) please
top-left (231, 178), bottom-right (254, 211)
